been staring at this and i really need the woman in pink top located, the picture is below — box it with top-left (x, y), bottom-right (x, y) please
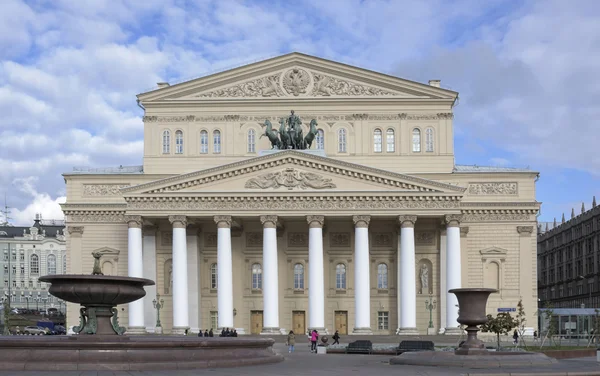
top-left (310, 330), bottom-right (318, 353)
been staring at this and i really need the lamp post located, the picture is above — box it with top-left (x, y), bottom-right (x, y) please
top-left (42, 297), bottom-right (47, 312)
top-left (1, 295), bottom-right (9, 335)
top-left (425, 293), bottom-right (437, 333)
top-left (152, 293), bottom-right (164, 333)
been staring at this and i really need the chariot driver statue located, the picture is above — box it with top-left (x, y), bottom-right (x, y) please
top-left (287, 110), bottom-right (302, 131)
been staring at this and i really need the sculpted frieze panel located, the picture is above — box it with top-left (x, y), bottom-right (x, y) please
top-left (415, 231), bottom-right (435, 245)
top-left (204, 232), bottom-right (218, 247)
top-left (143, 115), bottom-right (195, 122)
top-left (66, 213), bottom-right (125, 223)
top-left (244, 168), bottom-right (336, 190)
top-left (311, 73), bottom-right (398, 97)
top-left (371, 232), bottom-right (393, 247)
top-left (246, 232), bottom-right (263, 247)
top-left (160, 231), bottom-right (172, 247)
top-left (197, 74), bottom-right (284, 98)
top-left (462, 214), bottom-right (532, 222)
top-left (467, 182), bottom-right (518, 195)
top-left (83, 184), bottom-right (130, 196)
top-left (330, 232), bottom-right (350, 247)
top-left (288, 232), bottom-right (308, 247)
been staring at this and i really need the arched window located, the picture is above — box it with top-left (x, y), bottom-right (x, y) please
top-left (200, 130), bottom-right (208, 154)
top-left (386, 128), bottom-right (395, 152)
top-left (335, 263), bottom-right (346, 289)
top-left (316, 129), bottom-right (325, 150)
top-left (213, 130), bottom-right (221, 153)
top-left (175, 130), bottom-right (183, 154)
top-left (377, 263), bottom-right (388, 289)
top-left (248, 129), bottom-right (256, 153)
top-left (412, 128), bottom-right (421, 152)
top-left (337, 128), bottom-right (347, 153)
top-left (162, 130), bottom-right (170, 154)
top-left (30, 254), bottom-right (39, 274)
top-left (251, 263), bottom-right (262, 290)
top-left (62, 255), bottom-right (66, 274)
top-left (47, 254), bottom-right (56, 275)
top-left (373, 129), bottom-right (382, 153)
top-left (211, 263), bottom-right (218, 289)
top-left (425, 128), bottom-right (434, 152)
top-left (294, 263), bottom-right (304, 289)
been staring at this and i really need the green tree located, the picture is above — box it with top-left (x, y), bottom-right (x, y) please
top-left (481, 312), bottom-right (517, 350)
top-left (540, 302), bottom-right (557, 348)
top-left (515, 298), bottom-right (528, 349)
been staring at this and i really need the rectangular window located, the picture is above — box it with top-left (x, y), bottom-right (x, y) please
top-left (577, 285), bottom-right (583, 295)
top-left (28, 280), bottom-right (33, 288)
top-left (210, 311), bottom-right (218, 331)
top-left (19, 254), bottom-right (24, 261)
top-left (377, 311), bottom-right (389, 330)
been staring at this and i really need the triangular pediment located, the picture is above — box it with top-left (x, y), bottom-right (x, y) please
top-left (137, 53), bottom-right (457, 102)
top-left (479, 247), bottom-right (508, 257)
top-left (122, 150), bottom-right (465, 196)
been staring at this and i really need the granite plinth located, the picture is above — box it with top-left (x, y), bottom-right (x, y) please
top-left (0, 335), bottom-right (283, 371)
top-left (390, 351), bottom-right (558, 369)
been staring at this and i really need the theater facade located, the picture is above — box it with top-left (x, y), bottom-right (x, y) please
top-left (61, 53), bottom-right (540, 335)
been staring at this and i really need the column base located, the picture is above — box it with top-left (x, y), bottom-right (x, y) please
top-left (352, 327), bottom-right (373, 334)
top-left (154, 326), bottom-right (163, 334)
top-left (126, 326), bottom-right (146, 335)
top-left (444, 326), bottom-right (463, 335)
top-left (171, 326), bottom-right (189, 335)
top-left (396, 327), bottom-right (419, 335)
top-left (260, 327), bottom-right (281, 335)
top-left (427, 327), bottom-right (437, 335)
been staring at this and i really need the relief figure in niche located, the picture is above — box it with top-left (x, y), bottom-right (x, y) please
top-left (164, 259), bottom-right (173, 294)
top-left (419, 264), bottom-right (429, 294)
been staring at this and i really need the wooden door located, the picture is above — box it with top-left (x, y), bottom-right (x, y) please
top-left (335, 311), bottom-right (348, 335)
top-left (292, 311), bottom-right (305, 335)
top-left (250, 311), bottom-right (263, 334)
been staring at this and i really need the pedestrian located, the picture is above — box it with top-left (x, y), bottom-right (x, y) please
top-left (286, 330), bottom-right (296, 353)
top-left (332, 330), bottom-right (340, 345)
top-left (310, 330), bottom-right (318, 353)
top-left (204, 329), bottom-right (209, 337)
top-left (513, 329), bottom-right (519, 344)
top-left (533, 330), bottom-right (538, 342)
top-left (209, 328), bottom-right (214, 337)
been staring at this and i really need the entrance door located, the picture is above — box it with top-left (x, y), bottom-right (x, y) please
top-left (335, 311), bottom-right (348, 335)
top-left (292, 311), bottom-right (305, 335)
top-left (251, 310), bottom-right (263, 334)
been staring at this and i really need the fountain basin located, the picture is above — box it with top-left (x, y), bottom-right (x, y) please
top-left (0, 336), bottom-right (283, 371)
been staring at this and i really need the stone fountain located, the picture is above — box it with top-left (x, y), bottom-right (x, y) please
top-left (390, 287), bottom-right (557, 369)
top-left (0, 253), bottom-right (283, 371)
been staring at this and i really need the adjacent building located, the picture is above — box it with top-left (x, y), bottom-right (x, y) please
top-left (538, 197), bottom-right (600, 309)
top-left (0, 215), bottom-right (67, 312)
top-left (62, 53), bottom-right (540, 335)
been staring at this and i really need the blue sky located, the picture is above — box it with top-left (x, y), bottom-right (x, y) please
top-left (0, 0), bottom-right (598, 225)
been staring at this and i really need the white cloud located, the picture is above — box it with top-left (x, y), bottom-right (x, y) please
top-left (10, 177), bottom-right (66, 226)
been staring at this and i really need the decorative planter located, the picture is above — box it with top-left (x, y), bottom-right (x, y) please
top-left (449, 288), bottom-right (497, 355)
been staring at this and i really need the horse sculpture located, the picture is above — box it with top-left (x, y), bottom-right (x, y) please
top-left (304, 119), bottom-right (319, 149)
top-left (260, 120), bottom-right (280, 149)
top-left (278, 118), bottom-right (290, 150)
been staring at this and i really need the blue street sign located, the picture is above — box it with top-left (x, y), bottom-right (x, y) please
top-left (497, 308), bottom-right (516, 312)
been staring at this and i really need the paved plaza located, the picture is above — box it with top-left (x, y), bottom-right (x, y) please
top-left (1, 337), bottom-right (600, 376)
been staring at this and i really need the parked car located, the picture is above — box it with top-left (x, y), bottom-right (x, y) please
top-left (53, 325), bottom-right (66, 335)
top-left (23, 326), bottom-right (46, 335)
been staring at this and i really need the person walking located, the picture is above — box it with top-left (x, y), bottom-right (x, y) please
top-left (513, 329), bottom-right (519, 345)
top-left (332, 330), bottom-right (340, 345)
top-left (310, 330), bottom-right (318, 353)
top-left (286, 330), bottom-right (296, 353)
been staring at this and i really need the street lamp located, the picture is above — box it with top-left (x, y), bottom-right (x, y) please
top-left (24, 294), bottom-right (32, 311)
top-left (152, 293), bottom-right (164, 331)
top-left (425, 293), bottom-right (437, 331)
top-left (41, 297), bottom-right (47, 311)
top-left (578, 276), bottom-right (592, 308)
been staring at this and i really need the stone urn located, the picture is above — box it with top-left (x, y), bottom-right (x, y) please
top-left (320, 335), bottom-right (329, 346)
top-left (449, 288), bottom-right (497, 355)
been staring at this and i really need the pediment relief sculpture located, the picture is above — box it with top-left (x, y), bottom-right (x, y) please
top-left (194, 68), bottom-right (401, 98)
top-left (244, 167), bottom-right (336, 190)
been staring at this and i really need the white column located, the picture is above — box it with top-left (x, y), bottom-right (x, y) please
top-left (397, 215), bottom-right (419, 335)
top-left (353, 215), bottom-right (372, 334)
top-left (142, 226), bottom-right (157, 333)
top-left (261, 215), bottom-right (280, 334)
top-left (445, 214), bottom-right (462, 335)
top-left (187, 226), bottom-right (200, 334)
top-left (438, 228), bottom-right (447, 334)
top-left (396, 231), bottom-right (402, 334)
top-left (126, 215), bottom-right (145, 334)
top-left (215, 215), bottom-right (234, 329)
top-left (307, 215), bottom-right (326, 332)
top-left (170, 215), bottom-right (189, 334)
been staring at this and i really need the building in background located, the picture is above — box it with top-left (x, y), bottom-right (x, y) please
top-left (0, 215), bottom-right (67, 312)
top-left (538, 197), bottom-right (600, 309)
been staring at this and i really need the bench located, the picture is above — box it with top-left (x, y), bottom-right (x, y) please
top-left (395, 340), bottom-right (435, 355)
top-left (346, 340), bottom-right (373, 354)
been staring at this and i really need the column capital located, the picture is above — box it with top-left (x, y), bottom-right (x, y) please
top-left (142, 226), bottom-right (157, 237)
top-left (353, 215), bottom-right (370, 228)
top-left (517, 226), bottom-right (534, 235)
top-left (67, 226), bottom-right (84, 235)
top-left (214, 215), bottom-right (232, 228)
top-left (397, 215), bottom-right (417, 228)
top-left (169, 215), bottom-right (187, 228)
top-left (260, 215), bottom-right (278, 229)
top-left (460, 226), bottom-right (469, 237)
top-left (444, 214), bottom-right (463, 228)
top-left (124, 215), bottom-right (143, 228)
top-left (306, 215), bottom-right (325, 228)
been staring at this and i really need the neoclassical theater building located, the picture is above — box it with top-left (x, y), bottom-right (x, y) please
top-left (62, 53), bottom-right (539, 335)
